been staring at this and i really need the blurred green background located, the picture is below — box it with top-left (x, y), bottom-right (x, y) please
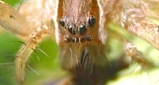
top-left (0, 0), bottom-right (159, 85)
top-left (3, 0), bottom-right (20, 5)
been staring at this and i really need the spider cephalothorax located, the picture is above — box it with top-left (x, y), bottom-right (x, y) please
top-left (57, 0), bottom-right (108, 73)
top-left (57, 0), bottom-right (101, 44)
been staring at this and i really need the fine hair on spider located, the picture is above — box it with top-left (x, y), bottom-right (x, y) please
top-left (0, 0), bottom-right (159, 85)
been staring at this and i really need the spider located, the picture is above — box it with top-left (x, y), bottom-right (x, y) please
top-left (0, 0), bottom-right (159, 85)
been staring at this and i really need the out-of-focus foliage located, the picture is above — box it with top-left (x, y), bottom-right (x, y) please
top-left (3, 0), bottom-right (20, 5)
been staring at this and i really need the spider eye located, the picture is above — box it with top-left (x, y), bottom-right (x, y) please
top-left (88, 16), bottom-right (95, 27)
top-left (85, 34), bottom-right (92, 41)
top-left (79, 25), bottom-right (87, 35)
top-left (68, 25), bottom-right (76, 35)
top-left (64, 35), bottom-right (71, 42)
top-left (59, 19), bottom-right (65, 27)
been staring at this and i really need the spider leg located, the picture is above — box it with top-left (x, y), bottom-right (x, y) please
top-left (123, 40), bottom-right (153, 68)
top-left (0, 1), bottom-right (32, 37)
top-left (15, 25), bottom-right (48, 84)
top-left (120, 0), bottom-right (159, 50)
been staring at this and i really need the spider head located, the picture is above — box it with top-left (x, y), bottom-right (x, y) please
top-left (57, 0), bottom-right (100, 44)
